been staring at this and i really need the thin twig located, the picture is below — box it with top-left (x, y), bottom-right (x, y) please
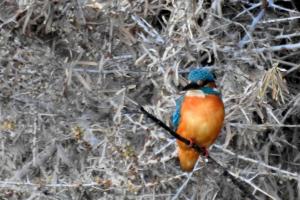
top-left (213, 144), bottom-right (299, 180)
top-left (11, 141), bottom-right (57, 180)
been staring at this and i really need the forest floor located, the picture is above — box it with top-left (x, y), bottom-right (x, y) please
top-left (0, 0), bottom-right (300, 199)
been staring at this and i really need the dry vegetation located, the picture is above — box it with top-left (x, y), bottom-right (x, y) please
top-left (0, 0), bottom-right (300, 199)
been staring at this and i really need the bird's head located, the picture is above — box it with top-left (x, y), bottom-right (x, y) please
top-left (182, 68), bottom-right (216, 91)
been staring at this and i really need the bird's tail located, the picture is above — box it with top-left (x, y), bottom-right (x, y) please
top-left (178, 147), bottom-right (200, 172)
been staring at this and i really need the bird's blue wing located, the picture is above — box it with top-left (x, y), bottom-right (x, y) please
top-left (172, 96), bottom-right (184, 130)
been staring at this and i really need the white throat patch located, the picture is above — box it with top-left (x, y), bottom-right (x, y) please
top-left (186, 90), bottom-right (206, 97)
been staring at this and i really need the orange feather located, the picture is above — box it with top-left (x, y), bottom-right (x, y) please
top-left (176, 94), bottom-right (224, 171)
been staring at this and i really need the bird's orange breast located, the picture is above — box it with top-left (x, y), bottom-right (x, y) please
top-left (177, 93), bottom-right (225, 149)
top-left (176, 92), bottom-right (224, 171)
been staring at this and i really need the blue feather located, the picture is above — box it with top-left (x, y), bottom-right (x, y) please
top-left (172, 96), bottom-right (184, 130)
top-left (188, 68), bottom-right (215, 82)
top-left (201, 87), bottom-right (222, 96)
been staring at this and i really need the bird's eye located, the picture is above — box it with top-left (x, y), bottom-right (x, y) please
top-left (197, 80), bottom-right (203, 86)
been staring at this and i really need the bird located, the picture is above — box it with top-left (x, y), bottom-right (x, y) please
top-left (172, 68), bottom-right (225, 172)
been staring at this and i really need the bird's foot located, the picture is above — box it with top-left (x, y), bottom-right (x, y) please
top-left (187, 138), bottom-right (194, 148)
top-left (187, 139), bottom-right (208, 157)
top-left (201, 147), bottom-right (209, 158)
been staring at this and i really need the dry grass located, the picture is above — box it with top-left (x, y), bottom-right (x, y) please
top-left (0, 0), bottom-right (300, 199)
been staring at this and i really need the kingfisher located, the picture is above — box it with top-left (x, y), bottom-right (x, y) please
top-left (172, 68), bottom-right (225, 172)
